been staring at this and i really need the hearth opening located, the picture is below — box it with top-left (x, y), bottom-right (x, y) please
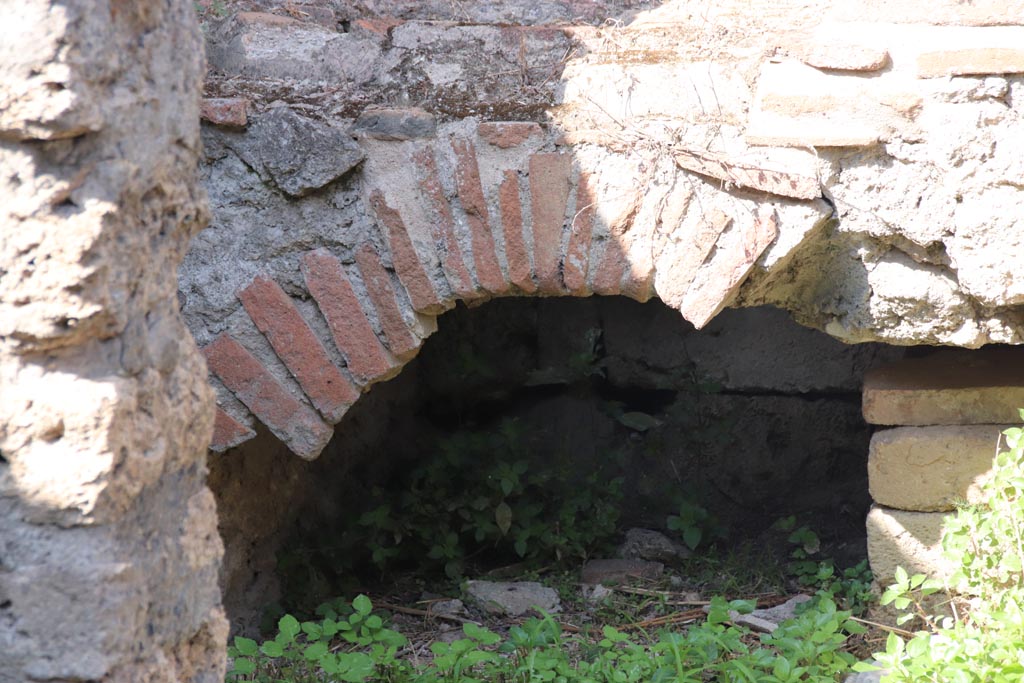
top-left (210, 296), bottom-right (905, 635)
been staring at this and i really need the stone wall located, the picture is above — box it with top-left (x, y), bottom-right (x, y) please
top-left (5, 0), bottom-right (1024, 677)
top-left (0, 1), bottom-right (225, 680)
top-left (863, 348), bottom-right (1024, 583)
top-left (184, 0), bottom-right (1024, 462)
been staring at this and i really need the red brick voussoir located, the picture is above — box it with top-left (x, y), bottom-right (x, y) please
top-left (209, 407), bottom-right (256, 453)
top-left (239, 275), bottom-right (358, 423)
top-left (367, 191), bottom-right (445, 314)
top-left (301, 249), bottom-right (398, 385)
top-left (528, 152), bottom-right (573, 294)
top-left (353, 244), bottom-right (423, 361)
top-left (202, 335), bottom-right (333, 460)
top-left (412, 147), bottom-right (481, 301)
top-left (499, 170), bottom-right (537, 294)
top-left (451, 139), bottom-right (509, 295)
top-left (563, 171), bottom-right (596, 296)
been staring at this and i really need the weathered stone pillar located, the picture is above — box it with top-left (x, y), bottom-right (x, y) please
top-left (0, 2), bottom-right (226, 681)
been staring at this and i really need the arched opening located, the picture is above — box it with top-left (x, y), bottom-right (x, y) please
top-left (208, 296), bottom-right (905, 633)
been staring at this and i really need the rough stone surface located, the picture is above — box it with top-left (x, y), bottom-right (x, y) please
top-left (465, 580), bottom-right (561, 616)
top-left (863, 348), bottom-right (1024, 425)
top-left (221, 108), bottom-right (365, 197)
top-left (616, 528), bottom-right (692, 564)
top-left (581, 559), bottom-right (664, 585)
top-left (866, 506), bottom-right (957, 584)
top-left (355, 108), bottom-right (437, 141)
top-left (868, 425), bottom-right (1008, 511)
top-left (0, 0), bottom-right (225, 679)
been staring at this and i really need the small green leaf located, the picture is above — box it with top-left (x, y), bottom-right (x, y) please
top-left (231, 658), bottom-right (256, 675)
top-left (616, 411), bottom-right (663, 432)
top-left (233, 636), bottom-right (258, 656)
top-left (683, 526), bottom-right (702, 550)
top-left (495, 502), bottom-right (513, 535)
top-left (278, 614), bottom-right (300, 639)
top-left (260, 640), bottom-right (284, 658)
top-left (304, 642), bottom-right (328, 660)
top-left (353, 594), bottom-right (373, 616)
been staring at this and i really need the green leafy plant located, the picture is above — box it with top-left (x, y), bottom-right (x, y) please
top-left (228, 595), bottom-right (407, 682)
top-left (855, 414), bottom-right (1024, 682)
top-left (775, 517), bottom-right (874, 616)
top-left (230, 593), bottom-right (865, 683)
top-left (667, 497), bottom-right (726, 550)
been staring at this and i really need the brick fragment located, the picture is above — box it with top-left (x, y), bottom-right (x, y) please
top-left (591, 240), bottom-right (627, 296)
top-left (795, 42), bottom-right (889, 72)
top-left (353, 16), bottom-right (403, 37)
top-left (452, 140), bottom-right (509, 295)
top-left (200, 97), bottom-right (249, 127)
top-left (654, 209), bottom-right (732, 309)
top-left (679, 208), bottom-right (778, 328)
top-left (210, 407), bottom-right (256, 453)
top-left (234, 11), bottom-right (297, 26)
top-left (353, 244), bottom-right (422, 360)
top-left (478, 122), bottom-right (542, 148)
top-left (413, 147), bottom-right (480, 300)
top-left (202, 335), bottom-right (333, 460)
top-left (301, 249), bottom-right (398, 385)
top-left (563, 172), bottom-right (595, 296)
top-left (367, 191), bottom-right (445, 313)
top-left (918, 47), bottom-right (1024, 77)
top-left (863, 347), bottom-right (1024, 425)
top-left (239, 275), bottom-right (358, 422)
top-left (498, 170), bottom-right (537, 294)
top-left (590, 193), bottom-right (645, 297)
top-left (528, 153), bottom-right (573, 293)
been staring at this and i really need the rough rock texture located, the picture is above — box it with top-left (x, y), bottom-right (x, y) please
top-left (866, 506), bottom-right (956, 584)
top-left (465, 580), bottom-right (561, 616)
top-left (0, 1), bottom-right (225, 680)
top-left (863, 347), bottom-right (1024, 425)
top-left (868, 425), bottom-right (1008, 511)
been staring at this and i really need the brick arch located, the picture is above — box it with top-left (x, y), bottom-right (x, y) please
top-left (202, 120), bottom-right (789, 459)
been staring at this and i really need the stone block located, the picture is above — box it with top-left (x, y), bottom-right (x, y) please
top-left (795, 42), bottom-right (889, 72)
top-left (918, 47), bottom-right (1024, 77)
top-left (868, 425), bottom-right (1007, 511)
top-left (862, 347), bottom-right (1024, 425)
top-left (529, 152), bottom-right (573, 294)
top-left (581, 559), bottom-right (664, 585)
top-left (223, 108), bottom-right (365, 197)
top-left (354, 107), bottom-right (436, 141)
top-left (301, 249), bottom-right (398, 385)
top-left (866, 506), bottom-right (957, 585)
top-left (202, 335), bottom-right (333, 460)
top-left (206, 12), bottom-right (380, 84)
top-left (746, 60), bottom-right (920, 147)
top-left (239, 275), bottom-right (358, 423)
top-left (829, 0), bottom-right (1024, 26)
